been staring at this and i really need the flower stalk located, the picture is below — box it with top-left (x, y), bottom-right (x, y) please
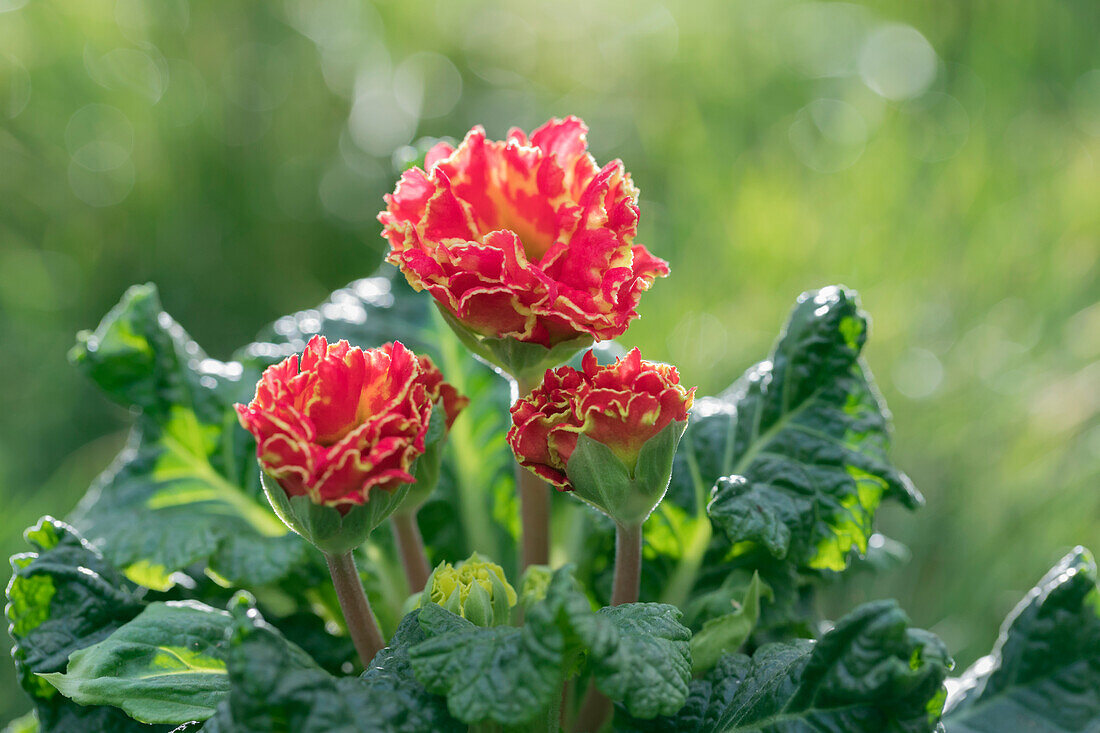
top-left (515, 377), bottom-right (551, 569)
top-left (324, 550), bottom-right (386, 668)
top-left (390, 511), bottom-right (431, 593)
top-left (573, 521), bottom-right (644, 732)
top-left (610, 522), bottom-right (642, 606)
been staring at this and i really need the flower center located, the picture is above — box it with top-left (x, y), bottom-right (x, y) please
top-left (503, 211), bottom-right (554, 262)
top-left (309, 379), bottom-right (386, 446)
top-left (487, 189), bottom-right (555, 262)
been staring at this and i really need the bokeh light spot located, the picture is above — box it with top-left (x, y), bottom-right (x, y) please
top-left (65, 104), bottom-right (134, 171)
top-left (789, 98), bottom-right (867, 172)
top-left (393, 52), bottom-right (462, 120)
top-left (348, 84), bottom-right (417, 156)
top-left (84, 45), bottom-right (168, 103)
top-left (858, 24), bottom-right (937, 101)
top-left (893, 347), bottom-right (944, 399)
top-left (68, 158), bottom-right (135, 207)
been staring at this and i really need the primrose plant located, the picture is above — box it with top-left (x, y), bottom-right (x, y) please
top-left (7, 117), bottom-right (1100, 733)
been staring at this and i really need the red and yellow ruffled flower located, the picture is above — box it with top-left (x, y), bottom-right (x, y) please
top-left (235, 336), bottom-right (466, 510)
top-left (379, 117), bottom-right (669, 356)
top-left (508, 349), bottom-right (694, 494)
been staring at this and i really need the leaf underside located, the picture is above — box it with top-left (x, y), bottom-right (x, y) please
top-left (943, 547), bottom-right (1100, 732)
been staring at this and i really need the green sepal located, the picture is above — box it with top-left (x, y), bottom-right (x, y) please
top-left (565, 419), bottom-right (688, 525)
top-left (260, 473), bottom-right (410, 555)
top-left (488, 572), bottom-right (514, 627)
top-left (442, 585), bottom-right (463, 617)
top-left (462, 581), bottom-right (493, 628)
top-left (437, 306), bottom-right (592, 384)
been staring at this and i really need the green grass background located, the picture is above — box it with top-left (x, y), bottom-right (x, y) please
top-left (2, 0), bottom-right (1099, 721)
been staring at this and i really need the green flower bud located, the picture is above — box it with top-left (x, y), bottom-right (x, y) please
top-left (421, 553), bottom-right (517, 627)
top-left (518, 564), bottom-right (553, 610)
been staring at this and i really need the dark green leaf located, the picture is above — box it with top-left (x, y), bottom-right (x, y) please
top-left (592, 603), bottom-right (693, 718)
top-left (5, 517), bottom-right (166, 732)
top-left (410, 603), bottom-right (560, 726)
top-left (40, 601), bottom-right (231, 724)
top-left (202, 597), bottom-right (460, 733)
top-left (69, 284), bottom-right (309, 590)
top-left (410, 567), bottom-right (692, 725)
top-left (943, 547), bottom-right (1100, 732)
top-left (695, 286), bottom-right (920, 572)
top-left (358, 611), bottom-right (464, 733)
top-left (616, 600), bottom-right (950, 733)
top-left (409, 567), bottom-right (610, 726)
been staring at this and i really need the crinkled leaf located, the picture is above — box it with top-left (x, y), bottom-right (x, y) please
top-left (202, 598), bottom-right (459, 733)
top-left (409, 566), bottom-right (610, 726)
top-left (5, 517), bottom-right (165, 732)
top-left (411, 567), bottom-right (692, 725)
top-left (943, 547), bottom-right (1100, 732)
top-left (410, 603), bottom-right (560, 726)
top-left (40, 601), bottom-right (231, 725)
top-left (69, 284), bottom-right (308, 590)
top-left (358, 610), bottom-right (463, 732)
top-left (592, 603), bottom-right (692, 718)
top-left (695, 286), bottom-right (920, 572)
top-left (616, 600), bottom-right (950, 733)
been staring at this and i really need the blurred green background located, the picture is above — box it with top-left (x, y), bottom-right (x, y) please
top-left (2, 0), bottom-right (1099, 721)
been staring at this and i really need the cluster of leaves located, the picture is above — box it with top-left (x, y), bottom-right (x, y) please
top-left (6, 266), bottom-right (1100, 731)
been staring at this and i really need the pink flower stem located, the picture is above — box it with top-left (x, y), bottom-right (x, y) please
top-left (391, 511), bottom-right (432, 593)
top-left (610, 522), bottom-right (642, 606)
top-left (515, 375), bottom-right (551, 570)
top-left (574, 521), bottom-right (643, 732)
top-left (573, 688), bottom-right (610, 733)
top-left (324, 551), bottom-right (386, 667)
